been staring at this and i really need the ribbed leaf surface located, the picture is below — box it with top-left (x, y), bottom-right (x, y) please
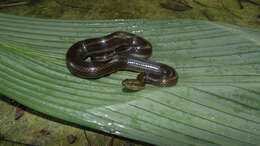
top-left (0, 14), bottom-right (260, 146)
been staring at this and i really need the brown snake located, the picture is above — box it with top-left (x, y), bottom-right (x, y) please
top-left (66, 31), bottom-right (178, 91)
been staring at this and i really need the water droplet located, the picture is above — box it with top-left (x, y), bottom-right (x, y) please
top-left (113, 131), bottom-right (121, 135)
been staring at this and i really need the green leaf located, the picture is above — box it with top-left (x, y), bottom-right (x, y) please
top-left (0, 13), bottom-right (260, 146)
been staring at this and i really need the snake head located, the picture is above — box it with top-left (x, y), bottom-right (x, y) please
top-left (122, 79), bottom-right (145, 91)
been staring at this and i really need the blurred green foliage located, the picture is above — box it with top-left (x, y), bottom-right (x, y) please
top-left (0, 0), bottom-right (259, 28)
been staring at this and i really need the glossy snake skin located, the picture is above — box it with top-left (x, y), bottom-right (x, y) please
top-left (66, 31), bottom-right (178, 91)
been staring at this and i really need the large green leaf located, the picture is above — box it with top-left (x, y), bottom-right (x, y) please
top-left (0, 13), bottom-right (260, 146)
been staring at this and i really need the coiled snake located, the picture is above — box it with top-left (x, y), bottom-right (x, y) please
top-left (66, 31), bottom-right (178, 91)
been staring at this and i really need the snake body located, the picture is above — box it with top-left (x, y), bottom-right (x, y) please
top-left (66, 31), bottom-right (178, 91)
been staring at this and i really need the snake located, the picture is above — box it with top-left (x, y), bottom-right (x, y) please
top-left (66, 31), bottom-right (178, 91)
